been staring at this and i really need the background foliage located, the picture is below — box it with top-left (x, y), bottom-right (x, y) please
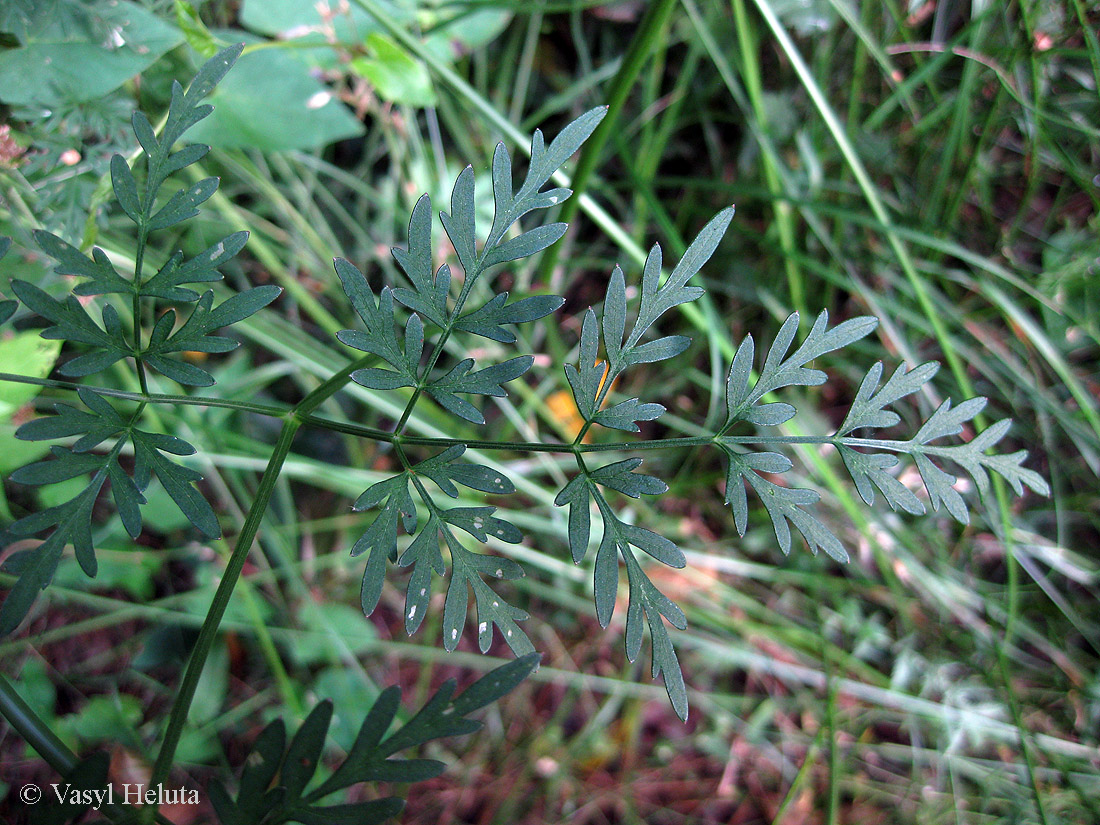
top-left (0, 0), bottom-right (1097, 823)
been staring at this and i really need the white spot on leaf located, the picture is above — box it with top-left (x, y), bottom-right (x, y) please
top-left (307, 91), bottom-right (332, 109)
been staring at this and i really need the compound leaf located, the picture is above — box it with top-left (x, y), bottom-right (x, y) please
top-left (454, 292), bottom-right (564, 344)
top-left (482, 223), bottom-right (567, 268)
top-left (593, 398), bottom-right (666, 433)
top-left (414, 445), bottom-right (514, 498)
top-left (485, 107), bottom-right (605, 251)
top-left (141, 286), bottom-right (281, 386)
top-left (440, 165), bottom-right (477, 277)
top-left (334, 260), bottom-right (411, 375)
top-left (441, 527), bottom-right (531, 656)
top-left (131, 428), bottom-right (219, 538)
top-left (399, 514), bottom-right (445, 635)
top-left (563, 309), bottom-right (603, 421)
top-left (725, 310), bottom-right (879, 428)
top-left (588, 458), bottom-right (668, 498)
top-left (553, 474), bottom-right (592, 564)
top-left (567, 210), bottom-right (733, 435)
top-left (351, 473), bottom-right (415, 616)
top-left (627, 208), bottom-right (734, 349)
top-left (719, 446), bottom-right (848, 563)
top-left (425, 356), bottom-right (533, 426)
top-left (148, 176), bottom-right (220, 231)
top-left (391, 194), bottom-right (450, 327)
top-left (839, 447), bottom-right (925, 515)
top-left (588, 490), bottom-right (689, 718)
top-left (838, 360), bottom-right (939, 436)
top-left (9, 281), bottom-right (130, 377)
top-left (212, 656), bottom-right (534, 825)
top-left (33, 231), bottom-right (132, 297)
top-left (141, 231), bottom-right (250, 302)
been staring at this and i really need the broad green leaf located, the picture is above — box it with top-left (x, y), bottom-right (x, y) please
top-left (0, 0), bottom-right (181, 106)
top-left (0, 331), bottom-right (61, 418)
top-left (187, 35), bottom-right (363, 151)
top-left (174, 1), bottom-right (220, 58)
top-left (351, 33), bottom-right (436, 107)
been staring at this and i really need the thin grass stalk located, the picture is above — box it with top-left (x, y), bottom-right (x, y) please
top-left (533, 0), bottom-right (679, 285)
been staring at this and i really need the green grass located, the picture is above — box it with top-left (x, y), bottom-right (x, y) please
top-left (1, 1), bottom-right (1098, 823)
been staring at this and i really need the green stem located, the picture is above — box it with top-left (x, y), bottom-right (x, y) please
top-left (147, 354), bottom-right (375, 793)
top-left (0, 371), bottom-right (975, 457)
top-left (0, 677), bottom-right (175, 825)
top-left (392, 229), bottom-right (493, 434)
top-left (0, 674), bottom-right (76, 775)
top-left (148, 414), bottom-right (300, 790)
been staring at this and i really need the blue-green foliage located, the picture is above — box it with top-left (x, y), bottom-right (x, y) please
top-left (0, 46), bottom-right (1049, 732)
top-left (209, 654), bottom-right (539, 825)
top-left (0, 45), bottom-right (279, 635)
top-left (336, 107), bottom-right (606, 663)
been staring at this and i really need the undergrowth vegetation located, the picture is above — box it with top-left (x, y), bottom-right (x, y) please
top-left (0, 1), bottom-right (1096, 823)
